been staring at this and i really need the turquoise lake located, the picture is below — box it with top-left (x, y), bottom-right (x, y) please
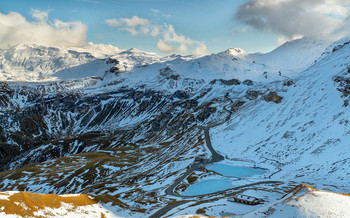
top-left (183, 164), bottom-right (266, 196)
top-left (206, 163), bottom-right (266, 177)
top-left (183, 179), bottom-right (232, 196)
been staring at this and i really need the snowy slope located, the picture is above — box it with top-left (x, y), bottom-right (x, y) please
top-left (0, 44), bottom-right (112, 81)
top-left (242, 184), bottom-right (350, 218)
top-left (69, 42), bottom-right (123, 59)
top-left (109, 48), bottom-right (166, 72)
top-left (252, 37), bottom-right (331, 75)
top-left (210, 38), bottom-right (350, 192)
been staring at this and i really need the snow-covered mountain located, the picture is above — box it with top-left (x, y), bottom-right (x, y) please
top-left (0, 44), bottom-right (110, 81)
top-left (0, 37), bottom-right (330, 84)
top-left (0, 37), bottom-right (349, 217)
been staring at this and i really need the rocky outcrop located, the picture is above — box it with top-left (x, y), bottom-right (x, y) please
top-left (196, 107), bottom-right (216, 122)
top-left (333, 75), bottom-right (350, 106)
top-left (283, 80), bottom-right (295, 86)
top-left (106, 58), bottom-right (119, 65)
top-left (264, 92), bottom-right (283, 103)
top-left (332, 41), bottom-right (350, 52)
top-left (210, 78), bottom-right (240, 86)
top-left (231, 101), bottom-right (246, 112)
top-left (245, 90), bottom-right (260, 100)
top-left (243, 79), bottom-right (254, 86)
top-left (160, 67), bottom-right (180, 80)
top-left (173, 90), bottom-right (189, 99)
top-left (0, 82), bottom-right (14, 108)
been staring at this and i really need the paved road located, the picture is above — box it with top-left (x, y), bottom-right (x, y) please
top-left (200, 127), bottom-right (225, 163)
top-left (150, 95), bottom-right (282, 217)
top-left (164, 125), bottom-right (226, 196)
top-left (152, 105), bottom-right (232, 217)
top-left (149, 201), bottom-right (190, 218)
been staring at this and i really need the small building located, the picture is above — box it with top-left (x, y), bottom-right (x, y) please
top-left (229, 194), bottom-right (264, 205)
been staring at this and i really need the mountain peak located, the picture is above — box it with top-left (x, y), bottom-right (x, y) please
top-left (128, 47), bottom-right (143, 53)
top-left (226, 48), bottom-right (247, 57)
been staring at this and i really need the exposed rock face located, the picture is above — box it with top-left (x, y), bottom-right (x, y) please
top-left (333, 75), bottom-right (350, 106)
top-left (210, 79), bottom-right (240, 85)
top-left (231, 101), bottom-right (245, 112)
top-left (0, 82), bottom-right (14, 108)
top-left (264, 92), bottom-right (283, 103)
top-left (160, 66), bottom-right (180, 80)
top-left (106, 58), bottom-right (121, 74)
top-left (245, 90), bottom-right (260, 100)
top-left (173, 90), bottom-right (189, 99)
top-left (196, 106), bottom-right (216, 122)
top-left (332, 40), bottom-right (350, 52)
top-left (109, 66), bottom-right (120, 74)
top-left (283, 80), bottom-right (295, 86)
top-left (243, 79), bottom-right (254, 86)
top-left (106, 58), bottom-right (119, 65)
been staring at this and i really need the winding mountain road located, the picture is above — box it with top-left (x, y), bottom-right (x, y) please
top-left (150, 94), bottom-right (282, 218)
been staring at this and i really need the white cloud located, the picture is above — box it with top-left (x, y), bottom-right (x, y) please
top-left (30, 9), bottom-right (49, 22)
top-left (106, 16), bottom-right (209, 55)
top-left (312, 0), bottom-right (350, 18)
top-left (105, 16), bottom-right (149, 27)
top-left (192, 44), bottom-right (209, 56)
top-left (156, 40), bottom-right (192, 54)
top-left (277, 35), bottom-right (303, 46)
top-left (0, 11), bottom-right (87, 49)
top-left (176, 43), bottom-right (188, 53)
top-left (160, 25), bottom-right (207, 54)
top-left (157, 39), bottom-right (175, 53)
top-left (235, 0), bottom-right (350, 42)
top-left (162, 24), bottom-right (195, 45)
top-left (105, 16), bottom-right (160, 37)
top-left (149, 25), bottom-right (160, 37)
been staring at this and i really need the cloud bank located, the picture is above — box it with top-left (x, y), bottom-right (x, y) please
top-left (105, 16), bottom-right (160, 37)
top-left (235, 0), bottom-right (350, 43)
top-left (105, 16), bottom-right (209, 55)
top-left (0, 10), bottom-right (88, 49)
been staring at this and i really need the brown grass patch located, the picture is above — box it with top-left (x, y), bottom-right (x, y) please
top-left (0, 191), bottom-right (100, 217)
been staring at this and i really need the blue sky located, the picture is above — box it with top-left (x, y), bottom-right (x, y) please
top-left (0, 0), bottom-right (349, 55)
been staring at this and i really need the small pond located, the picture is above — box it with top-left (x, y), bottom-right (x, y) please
top-left (182, 164), bottom-right (266, 196)
top-left (206, 163), bottom-right (266, 177)
top-left (183, 179), bottom-right (232, 196)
